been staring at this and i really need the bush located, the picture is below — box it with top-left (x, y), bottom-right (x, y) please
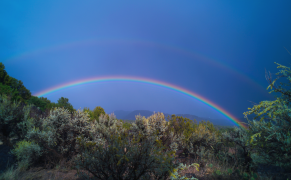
top-left (73, 132), bottom-right (179, 180)
top-left (130, 112), bottom-right (181, 153)
top-left (243, 62), bottom-right (291, 171)
top-left (183, 120), bottom-right (220, 162)
top-left (22, 107), bottom-right (104, 169)
top-left (89, 113), bottom-right (128, 142)
top-left (10, 139), bottom-right (43, 167)
top-left (220, 126), bottom-right (256, 172)
top-left (0, 93), bottom-right (34, 148)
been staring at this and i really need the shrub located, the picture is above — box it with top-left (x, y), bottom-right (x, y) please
top-left (0, 93), bottom-right (34, 148)
top-left (243, 62), bottom-right (291, 171)
top-left (166, 115), bottom-right (197, 149)
top-left (10, 139), bottom-right (43, 167)
top-left (130, 112), bottom-right (181, 153)
top-left (89, 113), bottom-right (128, 142)
top-left (73, 132), bottom-right (179, 180)
top-left (220, 126), bottom-right (256, 172)
top-left (22, 107), bottom-right (104, 169)
top-left (184, 120), bottom-right (220, 162)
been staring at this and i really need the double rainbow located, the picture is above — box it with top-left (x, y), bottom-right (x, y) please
top-left (3, 38), bottom-right (270, 97)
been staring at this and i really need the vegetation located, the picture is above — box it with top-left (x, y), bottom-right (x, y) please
top-left (243, 62), bottom-right (291, 170)
top-left (82, 106), bottom-right (106, 123)
top-left (0, 63), bottom-right (31, 104)
top-left (0, 61), bottom-right (291, 180)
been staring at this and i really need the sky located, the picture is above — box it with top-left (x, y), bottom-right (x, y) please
top-left (1, 1), bottom-right (291, 125)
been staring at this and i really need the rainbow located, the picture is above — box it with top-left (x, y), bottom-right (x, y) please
top-left (33, 76), bottom-right (248, 129)
top-left (2, 38), bottom-right (270, 97)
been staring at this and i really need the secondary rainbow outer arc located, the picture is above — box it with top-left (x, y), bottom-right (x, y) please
top-left (2, 39), bottom-right (272, 98)
top-left (33, 76), bottom-right (248, 129)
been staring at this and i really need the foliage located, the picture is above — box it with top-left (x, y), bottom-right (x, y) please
top-left (130, 112), bottom-right (181, 153)
top-left (27, 96), bottom-right (60, 112)
top-left (216, 126), bottom-right (236, 136)
top-left (169, 163), bottom-right (199, 180)
top-left (73, 132), bottom-right (180, 180)
top-left (185, 120), bottom-right (220, 161)
top-left (0, 83), bottom-right (21, 103)
top-left (166, 115), bottom-right (196, 147)
top-left (5, 77), bottom-right (31, 104)
top-left (82, 106), bottom-right (107, 123)
top-left (56, 97), bottom-right (76, 114)
top-left (89, 113), bottom-right (127, 141)
top-left (0, 62), bottom-right (31, 104)
top-left (231, 168), bottom-right (259, 180)
top-left (243, 62), bottom-right (291, 170)
top-left (91, 106), bottom-right (106, 123)
top-left (10, 139), bottom-right (43, 165)
top-left (22, 107), bottom-right (104, 169)
top-left (27, 96), bottom-right (47, 112)
top-left (39, 97), bottom-right (57, 109)
top-left (120, 119), bottom-right (133, 130)
top-left (82, 107), bottom-right (94, 121)
top-left (0, 93), bottom-right (34, 148)
top-left (219, 127), bottom-right (256, 172)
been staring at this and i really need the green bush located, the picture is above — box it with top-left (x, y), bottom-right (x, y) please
top-left (220, 126), bottom-right (256, 171)
top-left (244, 62), bottom-right (291, 170)
top-left (130, 112), bottom-right (181, 153)
top-left (73, 132), bottom-right (179, 180)
top-left (184, 120), bottom-right (220, 162)
top-left (22, 107), bottom-right (105, 169)
top-left (0, 93), bottom-right (35, 148)
top-left (0, 83), bottom-right (21, 103)
top-left (10, 139), bottom-right (43, 167)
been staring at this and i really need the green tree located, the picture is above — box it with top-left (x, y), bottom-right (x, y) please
top-left (0, 62), bottom-right (9, 84)
top-left (0, 62), bottom-right (31, 104)
top-left (27, 96), bottom-right (59, 112)
top-left (244, 62), bottom-right (291, 169)
top-left (27, 96), bottom-right (47, 112)
top-left (0, 83), bottom-right (21, 103)
top-left (56, 97), bottom-right (76, 113)
top-left (166, 114), bottom-right (196, 146)
top-left (6, 77), bottom-right (31, 103)
top-left (91, 106), bottom-right (106, 123)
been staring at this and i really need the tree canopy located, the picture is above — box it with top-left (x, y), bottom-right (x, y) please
top-left (0, 63), bottom-right (31, 104)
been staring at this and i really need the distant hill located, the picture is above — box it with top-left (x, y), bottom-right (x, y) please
top-left (111, 110), bottom-right (132, 119)
top-left (111, 110), bottom-right (246, 127)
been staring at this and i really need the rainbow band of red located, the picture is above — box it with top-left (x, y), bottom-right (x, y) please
top-left (34, 76), bottom-right (248, 129)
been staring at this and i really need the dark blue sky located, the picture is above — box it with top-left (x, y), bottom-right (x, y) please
top-left (1, 1), bottom-right (291, 121)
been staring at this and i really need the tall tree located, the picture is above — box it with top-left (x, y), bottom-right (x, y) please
top-left (57, 97), bottom-right (76, 113)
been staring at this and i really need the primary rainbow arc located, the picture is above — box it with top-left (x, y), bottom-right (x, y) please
top-left (34, 76), bottom-right (248, 129)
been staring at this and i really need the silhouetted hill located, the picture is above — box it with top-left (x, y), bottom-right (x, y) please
top-left (111, 110), bottom-right (131, 119)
